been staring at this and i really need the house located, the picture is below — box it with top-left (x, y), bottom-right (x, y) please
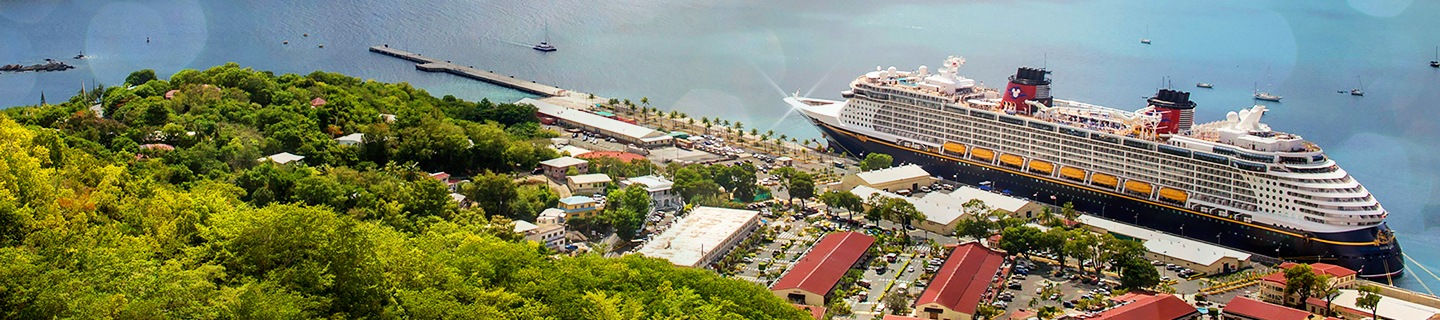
top-left (567, 174), bottom-right (613, 195)
top-left (448, 193), bottom-right (468, 208)
top-left (576, 151), bottom-right (647, 163)
top-left (257, 152), bottom-right (305, 165)
top-left (837, 164), bottom-right (936, 193)
top-left (310, 97), bottom-right (327, 108)
top-left (1092, 292), bottom-right (1200, 320)
top-left (379, 114), bottom-right (397, 123)
top-left (540, 156), bottom-right (589, 181)
top-left (538, 208), bottom-right (566, 225)
top-left (791, 304), bottom-right (827, 320)
top-left (335, 133), bottom-right (364, 146)
top-left (771, 232), bottom-right (876, 306)
top-left (636, 207), bottom-right (761, 268)
top-left (1259, 263), bottom-right (1356, 306)
top-left (620, 175), bottom-right (683, 212)
top-left (1222, 296), bottom-right (1316, 320)
top-left (914, 242), bottom-right (1007, 320)
top-left (557, 196), bottom-right (602, 220)
top-left (514, 220), bottom-right (567, 250)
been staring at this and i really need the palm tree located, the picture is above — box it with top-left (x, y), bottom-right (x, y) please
top-left (766, 129), bottom-right (775, 138)
top-left (751, 128), bottom-right (759, 137)
top-left (688, 118), bottom-right (696, 130)
top-left (641, 97), bottom-right (649, 109)
top-left (734, 121), bottom-right (743, 132)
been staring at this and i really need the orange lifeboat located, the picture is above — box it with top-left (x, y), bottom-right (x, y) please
top-left (1125, 180), bottom-right (1154, 195)
top-left (943, 142), bottom-right (966, 156)
top-left (1159, 187), bottom-right (1188, 202)
top-left (1091, 173), bottom-right (1118, 187)
top-left (1060, 166), bottom-right (1086, 180)
top-left (999, 154), bottom-right (1025, 167)
top-left (1029, 160), bottom-right (1054, 174)
top-left (970, 148), bottom-right (994, 161)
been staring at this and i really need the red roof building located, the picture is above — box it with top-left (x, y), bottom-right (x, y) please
top-left (1223, 296), bottom-right (1313, 320)
top-left (791, 304), bottom-right (826, 320)
top-left (772, 231), bottom-right (876, 306)
top-left (914, 242), bottom-right (1007, 320)
top-left (881, 315), bottom-right (928, 320)
top-left (310, 97), bottom-right (327, 107)
top-left (1258, 263), bottom-right (1357, 306)
top-left (1093, 292), bottom-right (1198, 320)
top-left (576, 151), bottom-right (647, 163)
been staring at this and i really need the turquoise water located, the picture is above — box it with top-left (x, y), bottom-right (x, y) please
top-left (2, 0), bottom-right (1439, 291)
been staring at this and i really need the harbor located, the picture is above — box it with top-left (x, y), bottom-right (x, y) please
top-left (369, 45), bottom-right (567, 97)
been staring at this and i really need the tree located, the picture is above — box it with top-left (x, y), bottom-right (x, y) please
top-left (788, 172), bottom-right (815, 205)
top-left (881, 291), bottom-right (913, 315)
top-left (998, 226), bottom-right (1043, 258)
top-left (1060, 201), bottom-right (1079, 222)
top-left (975, 304), bottom-right (1003, 320)
top-left (125, 69), bottom-right (158, 86)
top-left (1357, 285), bottom-right (1382, 320)
top-left (955, 215), bottom-right (993, 242)
top-left (1063, 230), bottom-right (1100, 271)
top-left (733, 121), bottom-right (743, 132)
top-left (1282, 264), bottom-right (1324, 308)
top-left (640, 97), bottom-right (649, 108)
top-left (1316, 274), bottom-right (1343, 316)
top-left (604, 184), bottom-right (652, 240)
top-left (860, 153), bottom-right (894, 171)
top-left (1117, 257), bottom-right (1161, 289)
top-left (461, 171), bottom-right (519, 218)
top-left (820, 190), bottom-right (864, 220)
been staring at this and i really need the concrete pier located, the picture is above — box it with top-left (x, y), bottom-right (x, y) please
top-left (369, 45), bottom-right (566, 97)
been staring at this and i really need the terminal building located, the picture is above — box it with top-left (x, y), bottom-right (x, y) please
top-left (770, 231), bottom-right (876, 306)
top-left (523, 98), bottom-right (673, 148)
top-left (848, 185), bottom-right (1045, 236)
top-left (1079, 215), bottom-right (1252, 275)
top-left (914, 242), bottom-right (1006, 320)
top-left (836, 164), bottom-right (937, 193)
top-left (636, 207), bottom-right (760, 268)
top-left (1093, 292), bottom-right (1200, 320)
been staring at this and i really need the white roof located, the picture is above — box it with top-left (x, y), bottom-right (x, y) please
top-left (540, 208), bottom-right (566, 218)
top-left (638, 206), bottom-right (759, 267)
top-left (567, 173), bottom-right (613, 185)
top-left (449, 193), bottom-right (466, 202)
top-left (947, 186), bottom-right (1033, 212)
top-left (335, 133), bottom-right (364, 143)
top-left (258, 152), bottom-right (305, 164)
top-left (623, 175), bottom-right (674, 192)
top-left (521, 98), bottom-right (670, 141)
top-left (854, 164), bottom-right (931, 185)
top-left (1331, 289), bottom-right (1440, 320)
top-left (514, 220), bottom-right (539, 233)
top-left (556, 145), bottom-right (591, 157)
top-left (850, 186), bottom-right (966, 225)
top-left (1078, 215), bottom-right (1251, 266)
top-left (540, 156), bottom-right (588, 168)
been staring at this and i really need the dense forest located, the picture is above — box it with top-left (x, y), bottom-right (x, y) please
top-left (0, 64), bottom-right (809, 319)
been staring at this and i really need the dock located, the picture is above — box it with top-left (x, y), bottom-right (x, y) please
top-left (368, 45), bottom-right (566, 97)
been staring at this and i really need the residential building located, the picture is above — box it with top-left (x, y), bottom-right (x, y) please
top-left (538, 208), bottom-right (566, 225)
top-left (576, 151), bottom-right (647, 163)
top-left (1222, 296), bottom-right (1316, 320)
top-left (540, 156), bottom-right (589, 181)
top-left (567, 174), bottom-right (613, 195)
top-left (557, 196), bottom-right (602, 220)
top-left (1080, 215), bottom-right (1252, 275)
top-left (514, 221), bottom-right (567, 250)
top-left (335, 133), bottom-right (364, 146)
top-left (621, 175), bottom-right (683, 212)
top-left (791, 304), bottom-right (826, 320)
top-left (914, 242), bottom-right (1007, 320)
top-left (523, 98), bottom-right (674, 148)
top-left (1093, 292), bottom-right (1200, 320)
top-left (1259, 263), bottom-right (1357, 306)
top-left (771, 232), bottom-right (876, 306)
top-left (837, 164), bottom-right (937, 193)
top-left (636, 207), bottom-right (760, 268)
top-left (258, 152), bottom-right (305, 165)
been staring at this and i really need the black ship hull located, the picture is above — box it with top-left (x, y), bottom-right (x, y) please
top-left (813, 121), bottom-right (1404, 278)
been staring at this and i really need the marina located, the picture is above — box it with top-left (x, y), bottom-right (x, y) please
top-left (369, 45), bottom-right (567, 97)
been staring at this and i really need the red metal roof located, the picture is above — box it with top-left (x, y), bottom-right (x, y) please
top-left (791, 304), bottom-right (826, 320)
top-left (1224, 296), bottom-right (1312, 320)
top-left (1093, 293), bottom-right (1197, 320)
top-left (915, 242), bottom-right (1007, 315)
top-left (310, 97), bottom-right (327, 106)
top-left (576, 151), bottom-right (647, 163)
top-left (1264, 263), bottom-right (1357, 286)
top-left (771, 232), bottom-right (876, 296)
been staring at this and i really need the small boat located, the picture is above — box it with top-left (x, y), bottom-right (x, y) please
top-left (533, 25), bottom-right (557, 52)
top-left (1254, 92), bottom-right (1282, 102)
top-left (1140, 25), bottom-right (1152, 44)
top-left (1431, 46), bottom-right (1438, 68)
top-left (1141, 39), bottom-right (1151, 44)
top-left (73, 52), bottom-right (86, 59)
top-left (1196, 83), bottom-right (1213, 88)
top-left (1350, 77), bottom-right (1364, 96)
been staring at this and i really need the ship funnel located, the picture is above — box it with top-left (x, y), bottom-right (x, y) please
top-left (1149, 89), bottom-right (1196, 135)
top-left (1000, 67), bottom-right (1053, 115)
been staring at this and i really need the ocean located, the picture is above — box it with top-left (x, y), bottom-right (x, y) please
top-left (2, 0), bottom-right (1438, 291)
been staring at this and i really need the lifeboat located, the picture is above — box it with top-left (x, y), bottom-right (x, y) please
top-left (1029, 160), bottom-right (1055, 174)
top-left (1091, 173), bottom-right (1118, 187)
top-left (999, 154), bottom-right (1025, 168)
top-left (970, 148), bottom-right (994, 161)
top-left (1159, 187), bottom-right (1188, 202)
top-left (1124, 180), bottom-right (1154, 195)
top-left (943, 142), bottom-right (966, 157)
top-left (1060, 166), bottom-right (1086, 181)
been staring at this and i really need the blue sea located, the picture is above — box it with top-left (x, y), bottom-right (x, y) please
top-left (3, 0), bottom-right (1439, 291)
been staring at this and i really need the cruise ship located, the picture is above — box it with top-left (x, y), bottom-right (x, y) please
top-left (786, 56), bottom-right (1403, 278)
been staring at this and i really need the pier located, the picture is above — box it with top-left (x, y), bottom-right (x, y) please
top-left (368, 45), bottom-right (566, 97)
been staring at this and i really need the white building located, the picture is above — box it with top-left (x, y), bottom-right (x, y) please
top-left (837, 164), bottom-right (937, 193)
top-left (538, 208), bottom-right (566, 225)
top-left (621, 175), bottom-right (683, 212)
top-left (1079, 215), bottom-right (1252, 275)
top-left (258, 152), bottom-right (305, 165)
top-left (514, 220), bottom-right (567, 250)
top-left (523, 98), bottom-right (673, 148)
top-left (847, 185), bottom-right (1045, 235)
top-left (637, 207), bottom-right (761, 268)
top-left (567, 174), bottom-right (613, 195)
top-left (335, 133), bottom-right (364, 146)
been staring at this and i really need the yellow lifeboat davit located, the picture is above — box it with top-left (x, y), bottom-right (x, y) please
top-left (1029, 160), bottom-right (1054, 174)
top-left (943, 142), bottom-right (966, 156)
top-left (1092, 173), bottom-right (1118, 187)
top-left (1060, 166), bottom-right (1086, 180)
top-left (1125, 180), bottom-right (1154, 194)
top-left (1000, 154), bottom-right (1024, 167)
top-left (1159, 187), bottom-right (1188, 202)
top-left (970, 148), bottom-right (994, 161)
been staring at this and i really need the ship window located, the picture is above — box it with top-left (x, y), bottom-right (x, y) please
top-left (1192, 152), bottom-right (1230, 165)
top-left (1090, 134), bottom-right (1119, 144)
top-left (1028, 122), bottom-right (1055, 131)
top-left (1212, 146), bottom-right (1238, 156)
top-left (1237, 152), bottom-right (1274, 163)
top-left (1158, 144), bottom-right (1191, 157)
top-left (1059, 127), bottom-right (1088, 138)
top-left (998, 116), bottom-right (1026, 126)
top-left (1123, 139), bottom-right (1155, 150)
top-left (1312, 154), bottom-right (1326, 162)
top-left (969, 111), bottom-right (996, 120)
